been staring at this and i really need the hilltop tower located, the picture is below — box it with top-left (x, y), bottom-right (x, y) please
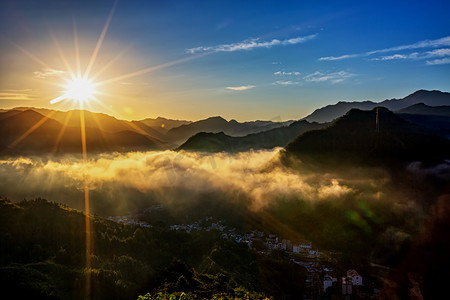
top-left (375, 107), bottom-right (379, 132)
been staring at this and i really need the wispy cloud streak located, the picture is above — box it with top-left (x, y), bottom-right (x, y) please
top-left (34, 68), bottom-right (66, 79)
top-left (273, 80), bottom-right (301, 86)
top-left (0, 89), bottom-right (35, 100)
top-left (426, 58), bottom-right (450, 65)
top-left (272, 70), bottom-right (354, 86)
top-left (186, 34), bottom-right (318, 54)
top-left (319, 36), bottom-right (450, 61)
top-left (273, 71), bottom-right (301, 76)
top-left (226, 85), bottom-right (255, 91)
top-left (303, 71), bottom-right (354, 84)
top-left (372, 48), bottom-right (450, 61)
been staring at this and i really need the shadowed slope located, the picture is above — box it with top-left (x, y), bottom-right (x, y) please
top-left (0, 110), bottom-right (163, 155)
top-left (304, 90), bottom-right (450, 123)
top-left (178, 120), bottom-right (326, 152)
top-left (284, 107), bottom-right (450, 166)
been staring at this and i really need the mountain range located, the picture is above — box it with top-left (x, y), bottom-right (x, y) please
top-left (396, 103), bottom-right (450, 138)
top-left (1, 89), bottom-right (449, 156)
top-left (138, 116), bottom-right (192, 132)
top-left (0, 109), bottom-right (293, 155)
top-left (304, 90), bottom-right (450, 123)
top-left (283, 107), bottom-right (450, 166)
top-left (177, 120), bottom-right (326, 152)
top-left (166, 116), bottom-right (294, 144)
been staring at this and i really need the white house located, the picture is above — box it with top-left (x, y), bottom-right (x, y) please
top-left (323, 275), bottom-right (333, 292)
top-left (342, 277), bottom-right (352, 295)
top-left (347, 269), bottom-right (363, 286)
top-left (300, 242), bottom-right (312, 249)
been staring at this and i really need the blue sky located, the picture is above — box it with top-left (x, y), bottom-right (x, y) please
top-left (0, 0), bottom-right (449, 121)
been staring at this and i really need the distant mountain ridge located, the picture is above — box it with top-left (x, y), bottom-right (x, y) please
top-left (2, 89), bottom-right (449, 156)
top-left (397, 103), bottom-right (450, 116)
top-left (138, 116), bottom-right (192, 133)
top-left (304, 90), bottom-right (450, 123)
top-left (167, 116), bottom-right (294, 144)
top-left (284, 107), bottom-right (450, 166)
top-left (177, 120), bottom-right (327, 153)
top-left (396, 103), bottom-right (450, 138)
top-left (9, 107), bottom-right (294, 146)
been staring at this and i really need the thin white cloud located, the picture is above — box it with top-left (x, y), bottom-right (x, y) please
top-left (226, 85), bottom-right (255, 91)
top-left (273, 80), bottom-right (301, 86)
top-left (319, 54), bottom-right (361, 61)
top-left (372, 48), bottom-right (450, 62)
top-left (120, 81), bottom-right (150, 86)
top-left (426, 58), bottom-right (450, 65)
top-left (33, 68), bottom-right (66, 79)
top-left (273, 71), bottom-right (301, 76)
top-left (303, 71), bottom-right (355, 84)
top-left (0, 89), bottom-right (35, 100)
top-left (380, 54), bottom-right (408, 60)
top-left (425, 48), bottom-right (450, 57)
top-left (367, 36), bottom-right (450, 55)
top-left (373, 52), bottom-right (419, 61)
top-left (319, 36), bottom-right (450, 61)
top-left (186, 34), bottom-right (318, 54)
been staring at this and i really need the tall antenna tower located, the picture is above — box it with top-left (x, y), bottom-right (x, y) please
top-left (375, 107), bottom-right (379, 132)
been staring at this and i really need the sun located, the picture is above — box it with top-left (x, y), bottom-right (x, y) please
top-left (50, 76), bottom-right (98, 105)
top-left (65, 77), bottom-right (96, 104)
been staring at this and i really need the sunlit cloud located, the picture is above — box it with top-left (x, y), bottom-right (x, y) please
top-left (185, 34), bottom-right (318, 54)
top-left (0, 150), bottom-right (363, 212)
top-left (33, 68), bottom-right (66, 79)
top-left (303, 71), bottom-right (355, 84)
top-left (226, 85), bottom-right (255, 91)
top-left (319, 35), bottom-right (450, 61)
top-left (318, 179), bottom-right (352, 199)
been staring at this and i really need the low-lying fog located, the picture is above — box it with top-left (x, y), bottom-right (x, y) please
top-left (3, 149), bottom-right (448, 269)
top-left (0, 149), bottom-right (416, 216)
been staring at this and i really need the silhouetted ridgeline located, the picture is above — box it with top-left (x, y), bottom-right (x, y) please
top-left (283, 107), bottom-right (450, 166)
top-left (177, 120), bottom-right (327, 152)
top-left (304, 89), bottom-right (450, 123)
top-left (0, 110), bottom-right (163, 155)
top-left (166, 116), bottom-right (294, 144)
top-left (0, 109), bottom-right (295, 155)
top-left (2, 90), bottom-right (449, 156)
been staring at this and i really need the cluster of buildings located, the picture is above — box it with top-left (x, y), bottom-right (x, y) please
top-left (110, 214), bottom-right (378, 299)
top-left (169, 218), bottom-right (323, 259)
top-left (168, 217), bottom-right (380, 299)
top-left (301, 265), bottom-right (368, 299)
top-left (107, 215), bottom-right (152, 228)
top-left (169, 217), bottom-right (227, 233)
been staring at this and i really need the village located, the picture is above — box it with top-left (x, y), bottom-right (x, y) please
top-left (110, 214), bottom-right (381, 299)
